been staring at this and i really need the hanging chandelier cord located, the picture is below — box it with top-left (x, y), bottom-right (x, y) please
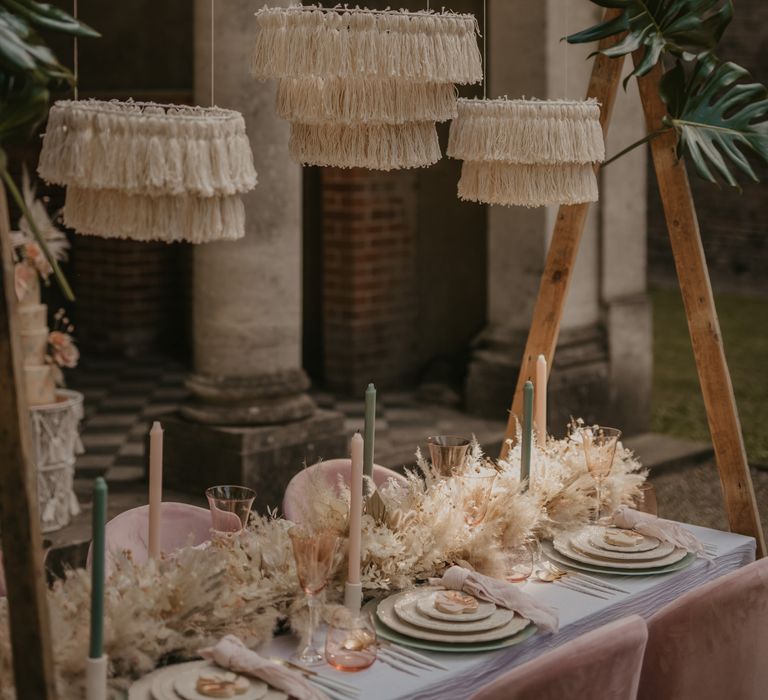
top-left (483, 0), bottom-right (487, 99)
top-left (211, 0), bottom-right (216, 106)
top-left (73, 0), bottom-right (78, 100)
top-left (564, 0), bottom-right (569, 97)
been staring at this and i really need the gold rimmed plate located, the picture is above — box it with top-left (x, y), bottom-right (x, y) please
top-left (542, 540), bottom-right (696, 577)
top-left (588, 526), bottom-right (661, 553)
top-left (366, 600), bottom-right (536, 653)
top-left (395, 588), bottom-right (514, 633)
top-left (570, 528), bottom-right (675, 561)
top-left (554, 534), bottom-right (688, 569)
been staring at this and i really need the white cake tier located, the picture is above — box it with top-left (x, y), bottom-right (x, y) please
top-left (18, 303), bottom-right (47, 333)
top-left (25, 364), bottom-right (56, 407)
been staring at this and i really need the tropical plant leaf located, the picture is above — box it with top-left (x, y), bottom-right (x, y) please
top-left (660, 58), bottom-right (768, 186)
top-left (566, 0), bottom-right (733, 86)
top-left (1, 0), bottom-right (99, 38)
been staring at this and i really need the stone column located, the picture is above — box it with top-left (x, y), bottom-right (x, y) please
top-left (466, 1), bottom-right (650, 435)
top-left (163, 0), bottom-right (345, 507)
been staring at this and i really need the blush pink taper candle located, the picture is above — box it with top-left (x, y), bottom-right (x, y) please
top-left (148, 421), bottom-right (163, 559)
top-left (535, 354), bottom-right (547, 448)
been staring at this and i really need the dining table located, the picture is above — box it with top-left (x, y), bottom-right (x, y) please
top-left (260, 523), bottom-right (755, 700)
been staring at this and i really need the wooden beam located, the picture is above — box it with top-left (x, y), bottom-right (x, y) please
top-left (0, 185), bottom-right (58, 697)
top-left (500, 9), bottom-right (626, 456)
top-left (634, 61), bottom-right (766, 557)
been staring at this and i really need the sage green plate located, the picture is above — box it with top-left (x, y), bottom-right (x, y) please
top-left (365, 599), bottom-right (537, 653)
top-left (542, 540), bottom-right (696, 576)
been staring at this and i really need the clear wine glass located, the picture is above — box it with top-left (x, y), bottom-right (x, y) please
top-left (582, 427), bottom-right (621, 522)
top-left (289, 526), bottom-right (338, 665)
top-left (206, 485), bottom-right (256, 533)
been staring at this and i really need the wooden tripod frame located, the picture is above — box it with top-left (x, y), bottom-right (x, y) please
top-left (500, 12), bottom-right (766, 558)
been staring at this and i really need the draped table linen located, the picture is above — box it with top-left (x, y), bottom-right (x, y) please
top-left (266, 523), bottom-right (754, 700)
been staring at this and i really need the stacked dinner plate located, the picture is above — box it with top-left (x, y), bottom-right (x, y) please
top-left (128, 660), bottom-right (288, 700)
top-left (369, 587), bottom-right (537, 653)
top-left (542, 526), bottom-right (696, 576)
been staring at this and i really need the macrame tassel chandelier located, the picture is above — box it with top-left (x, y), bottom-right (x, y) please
top-left (447, 98), bottom-right (605, 207)
top-left (251, 4), bottom-right (483, 171)
top-left (37, 100), bottom-right (258, 243)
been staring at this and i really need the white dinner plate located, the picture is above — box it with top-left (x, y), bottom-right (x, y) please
top-left (128, 661), bottom-right (287, 700)
top-left (542, 540), bottom-right (696, 576)
top-left (395, 589), bottom-right (514, 633)
top-left (174, 665), bottom-right (268, 700)
top-left (588, 527), bottom-right (661, 553)
top-left (554, 533), bottom-right (688, 569)
top-left (571, 528), bottom-right (675, 561)
top-left (415, 589), bottom-right (497, 622)
top-left (377, 590), bottom-right (529, 644)
top-left (367, 600), bottom-right (537, 653)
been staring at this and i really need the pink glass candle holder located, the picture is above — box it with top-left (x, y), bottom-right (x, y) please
top-left (325, 607), bottom-right (377, 672)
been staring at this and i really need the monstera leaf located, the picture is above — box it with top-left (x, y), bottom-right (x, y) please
top-left (660, 58), bottom-right (768, 187)
top-left (567, 0), bottom-right (733, 85)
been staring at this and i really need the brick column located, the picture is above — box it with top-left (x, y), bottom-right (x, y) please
top-left (322, 169), bottom-right (418, 394)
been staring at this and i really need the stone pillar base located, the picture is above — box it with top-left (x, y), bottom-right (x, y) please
top-left (465, 325), bottom-right (611, 437)
top-left (162, 409), bottom-right (347, 512)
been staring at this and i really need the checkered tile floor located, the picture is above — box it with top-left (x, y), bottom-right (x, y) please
top-left (69, 356), bottom-right (506, 490)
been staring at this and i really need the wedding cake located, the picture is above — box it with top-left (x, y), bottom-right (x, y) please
top-left (17, 274), bottom-right (56, 406)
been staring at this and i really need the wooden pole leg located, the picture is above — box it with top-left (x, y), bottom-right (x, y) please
top-left (500, 9), bottom-right (626, 456)
top-left (635, 61), bottom-right (766, 557)
top-left (0, 185), bottom-right (58, 697)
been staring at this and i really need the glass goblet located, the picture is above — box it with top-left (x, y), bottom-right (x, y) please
top-left (427, 435), bottom-right (471, 476)
top-left (457, 468), bottom-right (497, 527)
top-left (581, 427), bottom-right (621, 522)
top-left (501, 539), bottom-right (537, 583)
top-left (289, 526), bottom-right (339, 665)
top-left (325, 607), bottom-right (377, 672)
top-left (206, 485), bottom-right (256, 533)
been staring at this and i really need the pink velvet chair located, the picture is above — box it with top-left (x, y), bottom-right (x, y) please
top-left (471, 616), bottom-right (648, 700)
top-left (87, 502), bottom-right (212, 576)
top-left (638, 557), bottom-right (768, 700)
top-left (282, 458), bottom-right (407, 523)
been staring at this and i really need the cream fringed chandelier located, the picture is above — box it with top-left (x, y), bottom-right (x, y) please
top-left (447, 98), bottom-right (605, 207)
top-left (252, 4), bottom-right (483, 171)
top-left (37, 100), bottom-right (258, 243)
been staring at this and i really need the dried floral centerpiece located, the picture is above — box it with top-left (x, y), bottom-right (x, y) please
top-left (0, 424), bottom-right (646, 698)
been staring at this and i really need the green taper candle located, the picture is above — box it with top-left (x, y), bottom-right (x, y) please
top-left (521, 381), bottom-right (534, 486)
top-left (90, 477), bottom-right (107, 659)
top-left (363, 383), bottom-right (376, 480)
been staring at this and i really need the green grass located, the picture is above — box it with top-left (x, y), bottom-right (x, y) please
top-left (652, 288), bottom-right (768, 467)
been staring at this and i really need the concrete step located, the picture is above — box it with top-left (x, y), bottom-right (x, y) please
top-left (624, 432), bottom-right (713, 472)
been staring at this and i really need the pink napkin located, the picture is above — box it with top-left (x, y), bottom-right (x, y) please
top-left (612, 505), bottom-right (712, 560)
top-left (199, 635), bottom-right (330, 700)
top-left (429, 565), bottom-right (559, 633)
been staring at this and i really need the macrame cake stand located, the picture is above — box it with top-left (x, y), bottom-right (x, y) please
top-left (29, 389), bottom-right (84, 532)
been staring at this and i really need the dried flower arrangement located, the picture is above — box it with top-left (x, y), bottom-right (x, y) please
top-left (0, 427), bottom-right (645, 698)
